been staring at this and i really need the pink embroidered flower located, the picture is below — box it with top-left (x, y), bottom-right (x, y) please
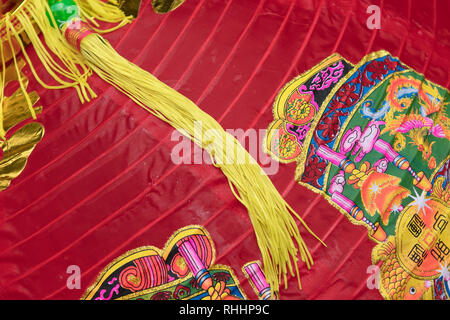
top-left (329, 170), bottom-right (345, 194)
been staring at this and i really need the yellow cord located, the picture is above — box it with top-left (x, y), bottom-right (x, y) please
top-left (0, 0), bottom-right (325, 295)
top-left (5, 14), bottom-right (36, 121)
top-left (79, 33), bottom-right (325, 295)
top-left (2, 1), bottom-right (95, 104)
top-left (75, 0), bottom-right (132, 33)
top-left (0, 0), bottom-right (131, 130)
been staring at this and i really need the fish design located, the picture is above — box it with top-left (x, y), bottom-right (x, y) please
top-left (372, 237), bottom-right (433, 300)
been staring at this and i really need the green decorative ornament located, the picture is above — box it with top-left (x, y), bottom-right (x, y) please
top-left (47, 0), bottom-right (80, 29)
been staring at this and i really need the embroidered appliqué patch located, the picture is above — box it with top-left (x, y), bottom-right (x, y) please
top-left (83, 225), bottom-right (272, 300)
top-left (265, 50), bottom-right (450, 300)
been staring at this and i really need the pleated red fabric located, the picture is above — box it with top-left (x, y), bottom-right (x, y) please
top-left (0, 0), bottom-right (448, 299)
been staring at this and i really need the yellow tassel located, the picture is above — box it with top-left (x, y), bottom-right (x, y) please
top-left (5, 13), bottom-right (36, 121)
top-left (75, 0), bottom-right (132, 33)
top-left (78, 33), bottom-right (326, 295)
top-left (3, 1), bottom-right (96, 104)
top-left (0, 0), bottom-right (130, 140)
top-left (0, 0), bottom-right (325, 295)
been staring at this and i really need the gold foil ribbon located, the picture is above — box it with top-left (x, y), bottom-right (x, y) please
top-left (0, 58), bottom-right (43, 191)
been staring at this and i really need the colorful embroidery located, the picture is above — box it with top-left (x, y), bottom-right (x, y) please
top-left (265, 54), bottom-right (352, 163)
top-left (300, 52), bottom-right (406, 190)
top-left (265, 50), bottom-right (450, 300)
top-left (83, 225), bottom-right (272, 300)
top-left (242, 261), bottom-right (272, 300)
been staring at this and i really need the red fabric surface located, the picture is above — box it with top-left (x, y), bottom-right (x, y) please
top-left (0, 0), bottom-right (448, 299)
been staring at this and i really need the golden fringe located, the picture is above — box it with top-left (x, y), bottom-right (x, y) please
top-left (0, 0), bottom-right (325, 295)
top-left (0, 0), bottom-right (131, 140)
top-left (75, 0), bottom-right (132, 33)
top-left (0, 1), bottom-right (89, 139)
top-left (79, 33), bottom-right (325, 295)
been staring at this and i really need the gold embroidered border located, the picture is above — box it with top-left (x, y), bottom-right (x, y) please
top-left (429, 154), bottom-right (450, 184)
top-left (395, 196), bottom-right (449, 281)
top-left (241, 260), bottom-right (275, 300)
top-left (294, 50), bottom-right (392, 181)
top-left (322, 69), bottom-right (413, 193)
top-left (116, 264), bottom-right (247, 300)
top-left (82, 225), bottom-right (214, 300)
top-left (263, 53), bottom-right (351, 164)
top-left (292, 51), bottom-right (449, 244)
